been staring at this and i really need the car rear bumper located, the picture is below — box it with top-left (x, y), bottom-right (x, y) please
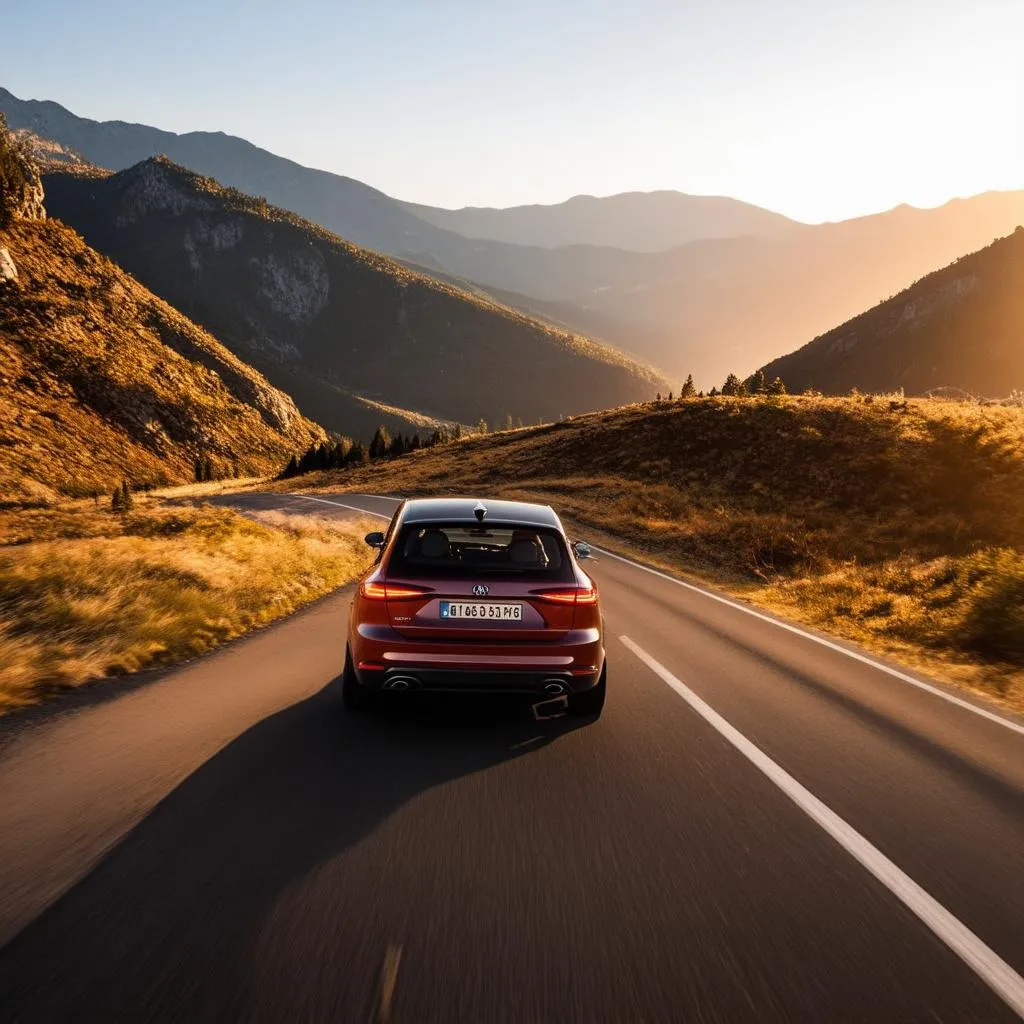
top-left (351, 624), bottom-right (604, 694)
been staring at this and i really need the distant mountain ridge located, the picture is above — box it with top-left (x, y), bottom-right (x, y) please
top-left (760, 227), bottom-right (1024, 397)
top-left (7, 86), bottom-right (1024, 387)
top-left (402, 190), bottom-right (798, 252)
top-left (42, 158), bottom-right (664, 435)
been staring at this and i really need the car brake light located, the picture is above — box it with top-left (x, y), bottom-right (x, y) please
top-left (359, 579), bottom-right (433, 600)
top-left (533, 586), bottom-right (598, 605)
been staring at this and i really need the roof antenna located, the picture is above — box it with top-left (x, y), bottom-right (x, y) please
top-left (473, 502), bottom-right (487, 522)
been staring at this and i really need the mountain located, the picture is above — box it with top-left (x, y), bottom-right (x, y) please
top-left (402, 191), bottom-right (798, 252)
top-left (760, 228), bottom-right (1024, 397)
top-left (9, 87), bottom-right (1024, 388)
top-left (42, 158), bottom-right (664, 433)
top-left (0, 126), bottom-right (324, 503)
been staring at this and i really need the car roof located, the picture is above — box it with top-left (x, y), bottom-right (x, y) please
top-left (400, 498), bottom-right (561, 529)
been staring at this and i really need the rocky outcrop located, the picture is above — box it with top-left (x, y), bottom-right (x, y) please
top-left (0, 118), bottom-right (45, 224)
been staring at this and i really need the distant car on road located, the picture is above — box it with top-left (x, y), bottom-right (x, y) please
top-left (344, 498), bottom-right (605, 717)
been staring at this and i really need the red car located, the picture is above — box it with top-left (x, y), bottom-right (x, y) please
top-left (343, 498), bottom-right (606, 717)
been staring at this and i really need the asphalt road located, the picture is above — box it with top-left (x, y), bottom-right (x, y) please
top-left (1, 491), bottom-right (1022, 1023)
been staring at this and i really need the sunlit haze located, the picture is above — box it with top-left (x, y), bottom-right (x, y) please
top-left (3, 0), bottom-right (1022, 222)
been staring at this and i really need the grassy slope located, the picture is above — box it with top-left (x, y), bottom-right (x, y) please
top-left (0, 216), bottom-right (325, 502)
top-left (283, 396), bottom-right (1024, 711)
top-left (0, 493), bottom-right (376, 713)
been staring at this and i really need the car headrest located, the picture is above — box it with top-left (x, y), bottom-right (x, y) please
top-left (419, 529), bottom-right (451, 560)
top-left (509, 537), bottom-right (543, 565)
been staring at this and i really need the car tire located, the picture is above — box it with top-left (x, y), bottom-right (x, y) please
top-left (341, 647), bottom-right (374, 712)
top-left (570, 662), bottom-right (606, 718)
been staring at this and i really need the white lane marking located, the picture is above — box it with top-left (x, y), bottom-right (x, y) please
top-left (620, 635), bottom-right (1024, 1018)
top-left (598, 547), bottom-right (1024, 737)
top-left (288, 493), bottom-right (392, 519)
top-left (279, 491), bottom-right (1023, 736)
top-left (376, 943), bottom-right (403, 1024)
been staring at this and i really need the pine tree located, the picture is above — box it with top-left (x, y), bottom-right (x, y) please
top-left (388, 433), bottom-right (406, 457)
top-left (767, 376), bottom-right (787, 396)
top-left (656, 392), bottom-right (662, 402)
top-left (476, 418), bottom-right (488, 435)
top-left (194, 457), bottom-right (204, 483)
top-left (709, 386), bottom-right (719, 397)
top-left (369, 425), bottom-right (391, 459)
top-left (667, 391), bottom-right (674, 401)
top-left (121, 479), bottom-right (134, 511)
top-left (110, 485), bottom-right (124, 512)
top-left (680, 374), bottom-right (697, 399)
top-left (409, 433), bottom-right (422, 451)
top-left (721, 374), bottom-right (742, 396)
top-left (346, 440), bottom-right (368, 465)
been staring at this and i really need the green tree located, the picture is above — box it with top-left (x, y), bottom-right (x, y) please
top-left (203, 457), bottom-right (214, 481)
top-left (369, 425), bottom-right (391, 459)
top-left (194, 457), bottom-right (204, 483)
top-left (110, 485), bottom-right (124, 513)
top-left (121, 479), bottom-right (134, 511)
top-left (345, 440), bottom-right (368, 465)
top-left (749, 369), bottom-right (767, 395)
top-left (708, 387), bottom-right (719, 397)
top-left (721, 374), bottom-right (743, 397)
top-left (388, 433), bottom-right (406, 457)
top-left (680, 375), bottom-right (697, 399)
top-left (476, 418), bottom-right (489, 435)
top-left (767, 377), bottom-right (787, 396)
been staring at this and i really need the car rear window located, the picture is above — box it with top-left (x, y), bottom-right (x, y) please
top-left (388, 521), bottom-right (575, 581)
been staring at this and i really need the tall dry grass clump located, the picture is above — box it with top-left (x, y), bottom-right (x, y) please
top-left (0, 498), bottom-right (374, 713)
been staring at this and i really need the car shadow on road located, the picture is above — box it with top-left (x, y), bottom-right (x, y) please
top-left (0, 678), bottom-right (591, 1022)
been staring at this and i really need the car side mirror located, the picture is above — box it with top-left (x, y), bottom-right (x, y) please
top-left (364, 531), bottom-right (385, 549)
top-left (572, 540), bottom-right (592, 560)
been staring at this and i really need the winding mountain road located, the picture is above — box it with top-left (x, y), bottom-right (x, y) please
top-left (1, 492), bottom-right (1022, 1022)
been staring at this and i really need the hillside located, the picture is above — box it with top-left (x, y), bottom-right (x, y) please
top-left (404, 192), bottom-right (1024, 386)
top-left (41, 159), bottom-right (664, 433)
top-left (402, 190), bottom-right (797, 252)
top-left (0, 127), bottom-right (324, 502)
top-left (286, 396), bottom-right (1024, 708)
top-left (9, 86), bottom-right (1024, 388)
top-left (761, 228), bottom-right (1024, 397)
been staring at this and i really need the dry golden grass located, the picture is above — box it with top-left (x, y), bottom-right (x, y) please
top-left (0, 216), bottom-right (323, 503)
top-left (0, 496), bottom-right (375, 714)
top-left (282, 395), bottom-right (1024, 711)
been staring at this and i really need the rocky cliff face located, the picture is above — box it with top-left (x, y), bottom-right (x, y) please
top-left (0, 117), bottom-right (45, 225)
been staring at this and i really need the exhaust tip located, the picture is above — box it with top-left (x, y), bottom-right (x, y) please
top-left (543, 680), bottom-right (567, 696)
top-left (383, 676), bottom-right (418, 691)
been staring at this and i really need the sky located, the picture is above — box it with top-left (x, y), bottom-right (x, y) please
top-left (3, 0), bottom-right (1021, 223)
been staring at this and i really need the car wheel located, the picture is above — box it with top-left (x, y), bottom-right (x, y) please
top-left (341, 647), bottom-right (374, 712)
top-left (570, 662), bottom-right (606, 718)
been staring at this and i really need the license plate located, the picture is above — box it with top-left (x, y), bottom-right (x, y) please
top-left (440, 601), bottom-right (523, 621)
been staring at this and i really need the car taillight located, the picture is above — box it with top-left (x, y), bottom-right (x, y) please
top-left (532, 585), bottom-right (598, 605)
top-left (359, 579), bottom-right (433, 600)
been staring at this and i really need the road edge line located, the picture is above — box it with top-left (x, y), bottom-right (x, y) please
top-left (619, 635), bottom-right (1024, 1018)
top-left (596, 546), bottom-right (1024, 737)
